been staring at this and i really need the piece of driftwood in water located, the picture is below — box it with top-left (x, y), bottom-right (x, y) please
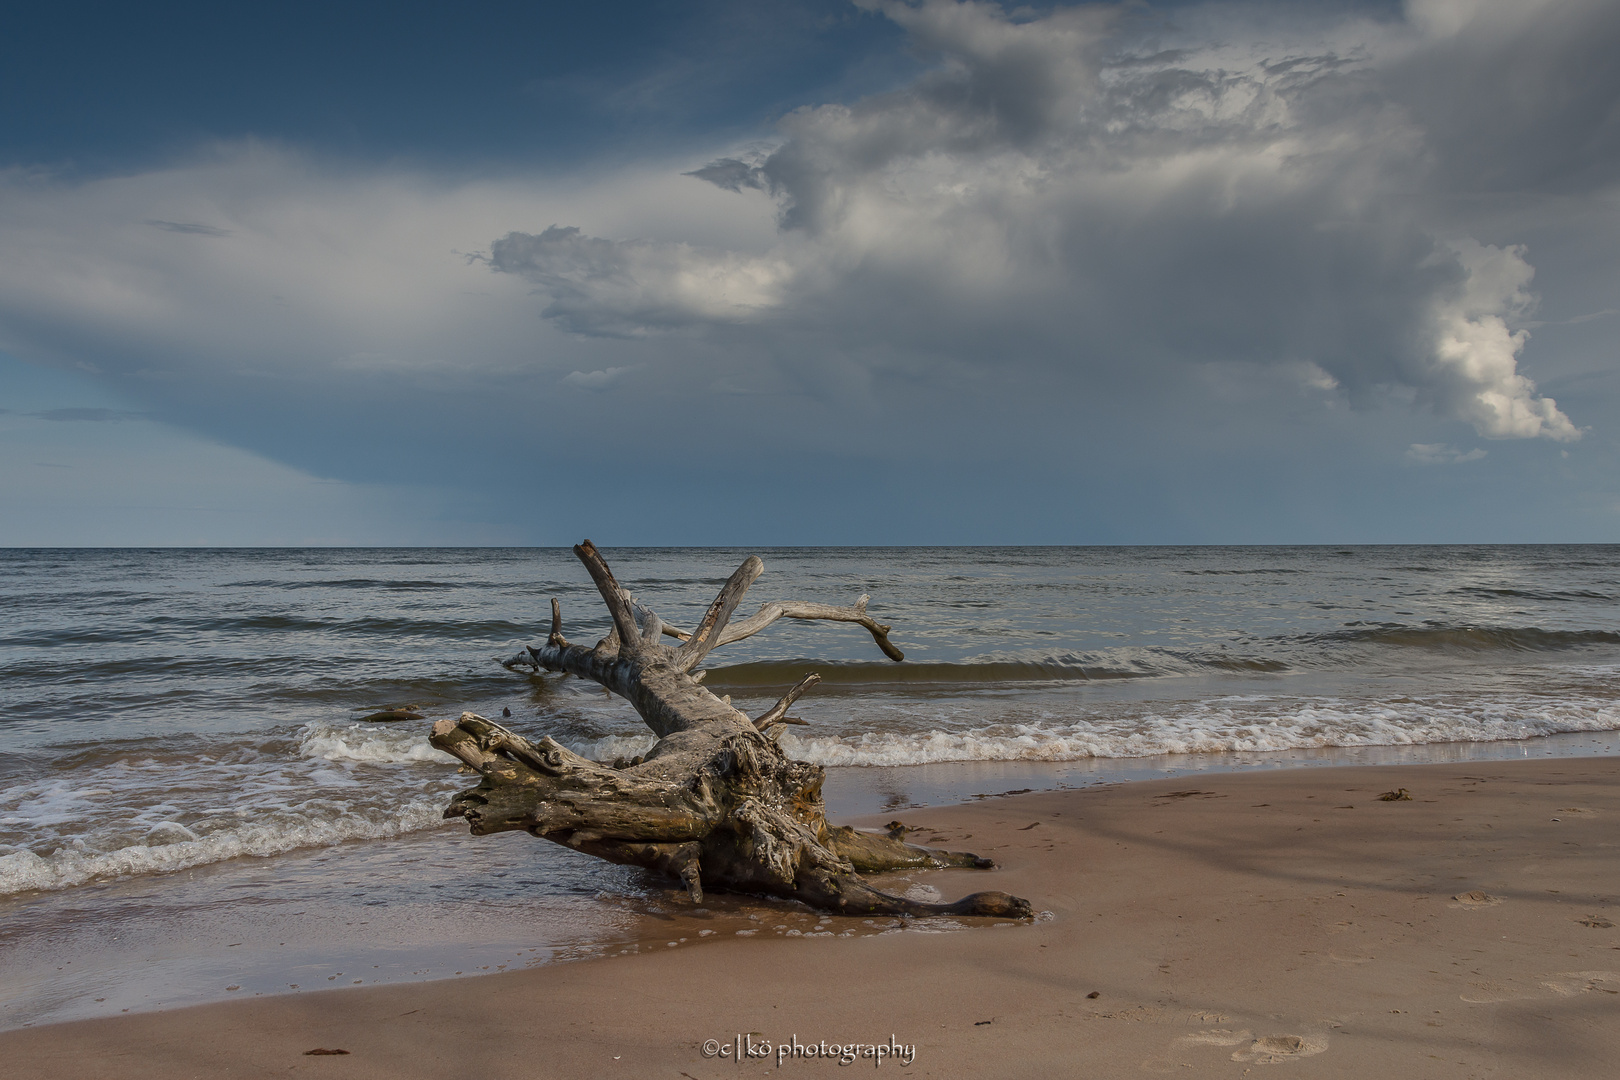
top-left (430, 541), bottom-right (1031, 918)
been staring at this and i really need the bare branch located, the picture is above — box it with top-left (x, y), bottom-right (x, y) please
top-left (573, 540), bottom-right (642, 653)
top-left (717, 595), bottom-right (904, 661)
top-left (674, 555), bottom-right (764, 672)
top-left (755, 673), bottom-right (822, 730)
top-left (547, 598), bottom-right (567, 648)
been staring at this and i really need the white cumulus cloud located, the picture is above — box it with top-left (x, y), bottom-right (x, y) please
top-left (1423, 240), bottom-right (1579, 441)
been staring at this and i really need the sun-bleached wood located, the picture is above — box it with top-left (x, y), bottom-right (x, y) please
top-left (754, 673), bottom-right (820, 732)
top-left (437, 541), bottom-right (1030, 917)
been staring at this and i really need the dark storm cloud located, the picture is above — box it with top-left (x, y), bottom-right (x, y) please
top-left (1384, 0), bottom-right (1620, 195)
top-left (489, 225), bottom-right (790, 336)
top-left (682, 158), bottom-right (769, 193)
top-left (490, 0), bottom-right (1607, 442)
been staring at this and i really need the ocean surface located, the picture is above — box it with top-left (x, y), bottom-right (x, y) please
top-left (3, 545), bottom-right (1620, 1025)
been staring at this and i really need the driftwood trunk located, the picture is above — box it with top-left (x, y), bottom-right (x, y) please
top-left (431, 542), bottom-right (1031, 918)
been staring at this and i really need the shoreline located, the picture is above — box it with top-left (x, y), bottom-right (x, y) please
top-left (4, 753), bottom-right (1618, 1077)
top-left (822, 727), bottom-right (1620, 816)
top-left (3, 731), bottom-right (1619, 1032)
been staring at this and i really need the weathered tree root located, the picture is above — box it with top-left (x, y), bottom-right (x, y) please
top-left (432, 542), bottom-right (1032, 920)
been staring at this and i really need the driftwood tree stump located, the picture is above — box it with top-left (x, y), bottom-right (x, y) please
top-left (430, 542), bottom-right (1031, 918)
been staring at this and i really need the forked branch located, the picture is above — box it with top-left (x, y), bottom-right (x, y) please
top-left (674, 556), bottom-right (764, 672)
top-left (717, 596), bottom-right (904, 661)
top-left (755, 673), bottom-right (821, 730)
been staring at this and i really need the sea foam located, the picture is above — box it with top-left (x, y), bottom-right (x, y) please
top-left (0, 720), bottom-right (463, 897)
top-left (6, 676), bottom-right (1620, 895)
top-left (0, 799), bottom-right (447, 895)
top-left (775, 693), bottom-right (1620, 766)
top-left (298, 719), bottom-right (456, 764)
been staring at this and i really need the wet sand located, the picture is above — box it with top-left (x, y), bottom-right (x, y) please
top-left (4, 757), bottom-right (1617, 1078)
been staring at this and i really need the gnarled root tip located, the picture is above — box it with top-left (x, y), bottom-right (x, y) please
top-left (816, 874), bottom-right (1034, 919)
top-left (822, 825), bottom-right (997, 873)
top-left (680, 861), bottom-right (704, 904)
top-left (940, 891), bottom-right (1032, 919)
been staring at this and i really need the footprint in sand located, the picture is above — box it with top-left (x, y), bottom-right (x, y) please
top-left (1540, 971), bottom-right (1620, 996)
top-left (1451, 891), bottom-right (1503, 907)
top-left (1187, 1012), bottom-right (1231, 1024)
top-left (1177, 1031), bottom-right (1328, 1064)
top-left (1459, 981), bottom-right (1536, 1003)
top-left (1230, 1035), bottom-right (1329, 1064)
top-left (1178, 1030), bottom-right (1251, 1048)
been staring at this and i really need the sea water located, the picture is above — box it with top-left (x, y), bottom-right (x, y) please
top-left (3, 546), bottom-right (1618, 1025)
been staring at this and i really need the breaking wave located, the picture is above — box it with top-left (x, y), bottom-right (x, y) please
top-left (6, 672), bottom-right (1620, 895)
top-left (702, 652), bottom-right (1288, 691)
top-left (775, 693), bottom-right (1620, 767)
top-left (0, 799), bottom-right (448, 896)
top-left (0, 720), bottom-right (462, 897)
top-left (297, 719), bottom-right (455, 764)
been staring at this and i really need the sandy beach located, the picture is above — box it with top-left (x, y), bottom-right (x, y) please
top-left (4, 756), bottom-right (1617, 1079)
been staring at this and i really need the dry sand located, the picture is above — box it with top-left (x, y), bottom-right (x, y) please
top-left (4, 757), bottom-right (1617, 1078)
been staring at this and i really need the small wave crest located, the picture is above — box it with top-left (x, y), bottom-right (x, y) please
top-left (774, 694), bottom-right (1620, 766)
top-left (0, 720), bottom-right (463, 897)
top-left (299, 723), bottom-right (665, 769)
top-left (1310, 624), bottom-right (1620, 652)
top-left (0, 800), bottom-right (448, 896)
top-left (219, 577), bottom-right (468, 591)
top-left (703, 651), bottom-right (1286, 691)
top-left (1451, 587), bottom-right (1617, 603)
top-left (297, 719), bottom-right (455, 764)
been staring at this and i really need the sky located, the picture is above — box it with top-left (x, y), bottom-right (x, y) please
top-left (1, 0), bottom-right (1616, 546)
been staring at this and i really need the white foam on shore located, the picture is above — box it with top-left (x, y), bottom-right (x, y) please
top-left (298, 719), bottom-right (457, 764)
top-left (296, 722), bottom-right (661, 769)
top-left (297, 722), bottom-right (663, 768)
top-left (0, 799), bottom-right (448, 895)
top-left (775, 693), bottom-right (1620, 767)
top-left (6, 683), bottom-right (1618, 896)
top-left (0, 720), bottom-right (464, 897)
top-left (0, 721), bottom-right (679, 897)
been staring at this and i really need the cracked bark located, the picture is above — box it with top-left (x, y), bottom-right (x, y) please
top-left (431, 541), bottom-right (1031, 918)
